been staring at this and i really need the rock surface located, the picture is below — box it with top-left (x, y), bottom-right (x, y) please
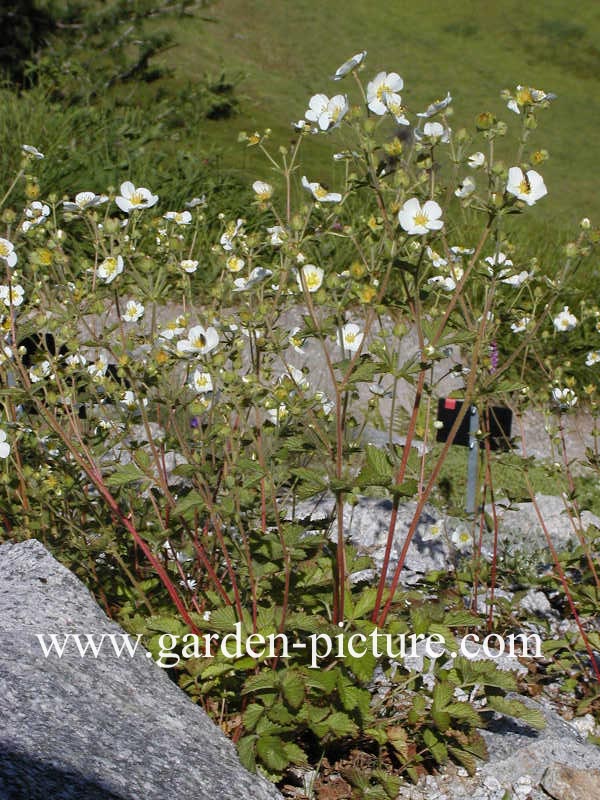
top-left (0, 539), bottom-right (281, 800)
top-left (292, 492), bottom-right (598, 586)
top-left (398, 695), bottom-right (600, 800)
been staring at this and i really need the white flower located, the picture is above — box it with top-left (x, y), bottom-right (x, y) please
top-left (511, 316), bottom-right (531, 334)
top-left (304, 94), bottom-right (329, 126)
top-left (65, 352), bottom-right (87, 368)
top-left (180, 577), bottom-right (197, 591)
top-left (420, 121), bottom-right (450, 142)
top-left (190, 369), bottom-right (213, 393)
top-left (455, 176), bottom-right (476, 198)
top-left (449, 246), bottom-right (474, 257)
top-left (315, 391), bottom-right (334, 416)
top-left (296, 264), bottom-right (324, 293)
top-left (428, 271), bottom-right (462, 292)
top-left (286, 365), bottom-right (309, 389)
top-left (163, 210), bottom-right (192, 225)
top-left (421, 519), bottom-right (445, 542)
top-left (29, 360), bottom-right (52, 383)
top-left (332, 50), bottom-right (367, 80)
top-left (22, 144), bottom-right (44, 159)
top-left (0, 239), bottom-right (17, 268)
top-left (289, 327), bottom-right (306, 354)
top-left (485, 252), bottom-right (513, 271)
top-left (160, 315), bottom-right (187, 340)
top-left (325, 94), bottom-right (349, 129)
top-left (180, 259), bottom-right (198, 273)
top-left (585, 351), bottom-right (600, 366)
top-left (301, 176), bottom-right (342, 203)
top-left (88, 354), bottom-right (108, 378)
top-left (185, 196), bottom-right (206, 208)
top-left (22, 201), bottom-right (50, 232)
top-left (63, 192), bottom-right (108, 212)
top-left (177, 325), bottom-right (219, 356)
top-left (553, 306), bottom-right (577, 332)
top-left (115, 182), bottom-right (158, 213)
top-left (98, 255), bottom-right (124, 284)
top-left (338, 322), bottom-right (364, 353)
top-left (451, 526), bottom-right (471, 549)
top-left (0, 429), bottom-right (10, 458)
top-left (500, 270), bottom-right (530, 287)
top-left (426, 246), bottom-right (447, 268)
top-left (468, 152), bottom-right (486, 169)
top-left (232, 267), bottom-right (273, 292)
top-left (0, 345), bottom-right (13, 366)
top-left (266, 404), bottom-right (289, 425)
top-left (226, 255), bottom-right (245, 273)
top-left (506, 167), bottom-right (547, 206)
top-left (504, 85), bottom-right (556, 114)
top-left (220, 218), bottom-right (244, 251)
top-left (122, 300), bottom-right (144, 322)
top-left (0, 284), bottom-right (25, 307)
top-left (252, 181), bottom-right (273, 201)
top-left (120, 390), bottom-right (148, 412)
top-left (366, 71), bottom-right (404, 116)
top-left (398, 198), bottom-right (444, 235)
top-left (305, 94), bottom-right (349, 131)
top-left (383, 92), bottom-right (410, 126)
top-left (416, 92), bottom-right (452, 118)
top-left (552, 387), bottom-right (577, 408)
top-left (266, 225), bottom-right (286, 246)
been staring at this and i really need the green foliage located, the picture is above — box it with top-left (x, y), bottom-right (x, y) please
top-left (1, 47), bottom-right (599, 795)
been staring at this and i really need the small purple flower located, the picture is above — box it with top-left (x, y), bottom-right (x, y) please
top-left (489, 341), bottom-right (499, 374)
top-left (190, 416), bottom-right (200, 429)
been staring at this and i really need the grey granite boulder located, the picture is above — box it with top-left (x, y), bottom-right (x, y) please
top-left (0, 539), bottom-right (281, 800)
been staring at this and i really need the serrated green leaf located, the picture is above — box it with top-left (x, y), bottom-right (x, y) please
top-left (386, 725), bottom-right (409, 759)
top-left (327, 711), bottom-right (359, 738)
top-left (392, 478), bottom-right (418, 497)
top-left (243, 703), bottom-right (265, 732)
top-left (356, 443), bottom-right (393, 489)
top-left (432, 680), bottom-right (454, 711)
top-left (283, 741), bottom-right (307, 766)
top-left (173, 490), bottom-right (205, 518)
top-left (237, 735), bottom-right (257, 772)
top-left (447, 744), bottom-right (477, 775)
top-left (105, 462), bottom-right (148, 487)
top-left (267, 703), bottom-right (295, 725)
top-left (146, 615), bottom-right (188, 636)
top-left (304, 669), bottom-right (338, 694)
top-left (243, 671), bottom-right (280, 694)
top-left (345, 647), bottom-right (377, 683)
top-left (256, 735), bottom-right (289, 773)
top-left (445, 702), bottom-right (481, 727)
top-left (486, 696), bottom-right (545, 730)
top-left (423, 728), bottom-right (447, 764)
top-left (281, 670), bottom-right (305, 710)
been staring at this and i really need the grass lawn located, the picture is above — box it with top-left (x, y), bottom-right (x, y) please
top-left (152, 0), bottom-right (600, 229)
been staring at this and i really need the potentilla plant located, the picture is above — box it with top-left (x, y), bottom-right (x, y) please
top-left (0, 55), bottom-right (598, 783)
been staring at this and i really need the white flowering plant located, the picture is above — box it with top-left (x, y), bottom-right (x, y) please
top-left (1, 54), bottom-right (599, 788)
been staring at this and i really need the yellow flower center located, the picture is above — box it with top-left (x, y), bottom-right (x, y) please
top-left (191, 333), bottom-right (207, 349)
top-left (413, 212), bottom-right (429, 227)
top-left (314, 185), bottom-right (328, 199)
top-left (519, 179), bottom-right (531, 195)
top-left (130, 191), bottom-right (145, 205)
top-left (516, 87), bottom-right (533, 106)
top-left (0, 243), bottom-right (9, 257)
top-left (376, 82), bottom-right (392, 101)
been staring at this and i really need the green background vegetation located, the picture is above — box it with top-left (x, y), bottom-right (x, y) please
top-left (1, 0), bottom-right (599, 230)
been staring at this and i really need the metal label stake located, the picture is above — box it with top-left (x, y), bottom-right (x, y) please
top-left (466, 405), bottom-right (479, 516)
